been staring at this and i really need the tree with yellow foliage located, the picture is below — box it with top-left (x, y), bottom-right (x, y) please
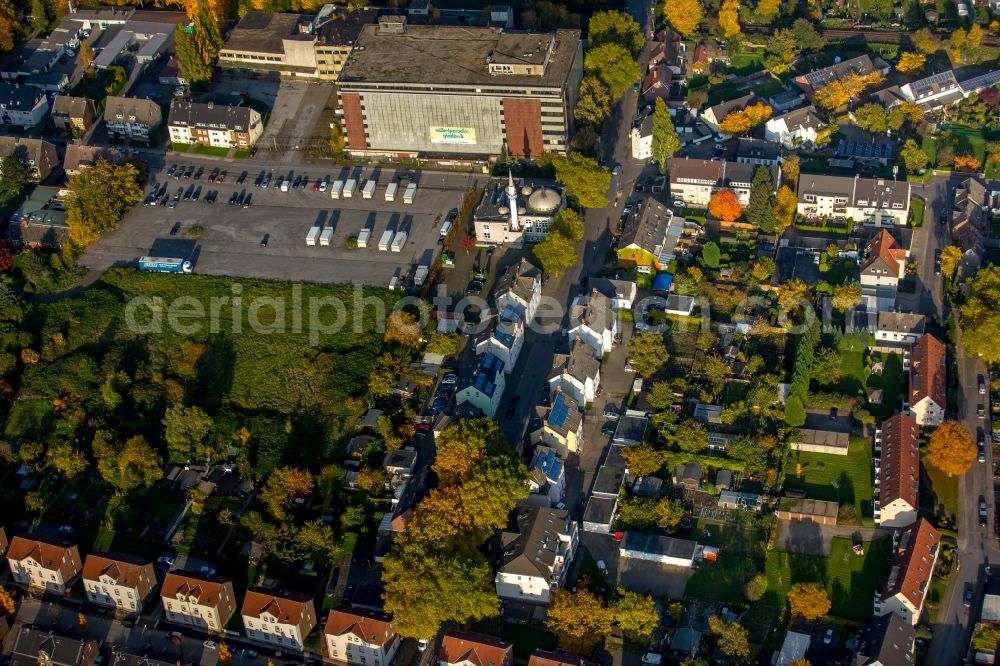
top-left (927, 420), bottom-right (976, 477)
top-left (755, 0), bottom-right (780, 20)
top-left (940, 245), bottom-right (962, 280)
top-left (664, 0), bottom-right (703, 37)
top-left (813, 71), bottom-right (885, 110)
top-left (954, 155), bottom-right (981, 172)
top-left (744, 101), bottom-right (773, 126)
top-left (950, 28), bottom-right (967, 63)
top-left (719, 111), bottom-right (752, 135)
top-left (773, 185), bottom-right (798, 232)
top-left (968, 23), bottom-right (984, 49)
top-left (0, 586), bottom-right (15, 615)
top-left (218, 643), bottom-right (232, 666)
top-left (896, 52), bottom-right (926, 74)
top-left (719, 0), bottom-right (741, 38)
top-left (788, 583), bottom-right (831, 620)
top-left (259, 467), bottom-right (314, 520)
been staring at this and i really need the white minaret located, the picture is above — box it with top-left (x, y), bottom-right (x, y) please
top-left (507, 170), bottom-right (520, 232)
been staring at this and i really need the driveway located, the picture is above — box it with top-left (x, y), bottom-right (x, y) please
top-left (256, 80), bottom-right (334, 161)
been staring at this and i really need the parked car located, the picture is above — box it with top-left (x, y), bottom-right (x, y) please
top-left (980, 375), bottom-right (988, 395)
top-left (979, 404), bottom-right (986, 418)
top-left (193, 166), bottom-right (203, 180)
top-left (58, 525), bottom-right (74, 535)
top-left (200, 564), bottom-right (216, 575)
top-left (242, 193), bottom-right (252, 208)
top-left (237, 171), bottom-right (247, 184)
top-left (260, 234), bottom-right (269, 247)
top-left (965, 584), bottom-right (975, 607)
top-left (981, 496), bottom-right (989, 526)
top-left (823, 629), bottom-right (834, 645)
top-left (441, 374), bottom-right (457, 385)
top-left (208, 168), bottom-right (219, 182)
top-left (204, 641), bottom-right (218, 650)
top-left (170, 222), bottom-right (181, 236)
top-left (156, 554), bottom-right (176, 566)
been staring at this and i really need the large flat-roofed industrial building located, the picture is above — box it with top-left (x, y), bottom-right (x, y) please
top-left (337, 17), bottom-right (582, 160)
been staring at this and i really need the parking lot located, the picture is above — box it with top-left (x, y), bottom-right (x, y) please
top-left (80, 161), bottom-right (479, 287)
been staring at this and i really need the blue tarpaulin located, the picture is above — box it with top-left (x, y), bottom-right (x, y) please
top-left (652, 273), bottom-right (674, 292)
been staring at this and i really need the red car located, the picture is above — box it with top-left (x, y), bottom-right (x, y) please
top-left (312, 181), bottom-right (321, 192)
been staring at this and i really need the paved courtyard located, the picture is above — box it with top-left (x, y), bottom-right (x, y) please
top-left (81, 163), bottom-right (478, 287)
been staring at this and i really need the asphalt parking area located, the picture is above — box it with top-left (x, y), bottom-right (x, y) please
top-left (81, 164), bottom-right (473, 288)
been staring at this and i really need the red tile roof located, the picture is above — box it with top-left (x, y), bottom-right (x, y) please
top-left (7, 536), bottom-right (81, 580)
top-left (440, 632), bottom-right (513, 666)
top-left (161, 571), bottom-right (231, 607)
top-left (528, 650), bottom-right (598, 666)
top-left (324, 608), bottom-right (396, 647)
top-left (884, 519), bottom-right (940, 609)
top-left (861, 229), bottom-right (906, 278)
top-left (242, 588), bottom-right (315, 624)
top-left (879, 412), bottom-right (920, 510)
top-left (82, 553), bottom-right (155, 596)
top-left (909, 334), bottom-right (946, 409)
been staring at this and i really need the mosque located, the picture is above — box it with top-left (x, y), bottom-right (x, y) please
top-left (472, 172), bottom-right (566, 247)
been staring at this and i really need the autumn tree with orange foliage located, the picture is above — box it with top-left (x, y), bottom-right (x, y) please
top-left (718, 102), bottom-right (773, 135)
top-left (0, 586), bottom-right (15, 615)
top-left (954, 155), bottom-right (981, 172)
top-left (927, 420), bottom-right (976, 477)
top-left (814, 71), bottom-right (885, 110)
top-left (259, 467), bottom-right (314, 520)
top-left (218, 643), bottom-right (232, 666)
top-left (708, 189), bottom-right (743, 223)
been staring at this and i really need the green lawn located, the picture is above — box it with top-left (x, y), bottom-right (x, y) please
top-left (950, 126), bottom-right (987, 163)
top-left (233, 149), bottom-right (251, 159)
top-left (171, 142), bottom-right (192, 152)
top-left (922, 134), bottom-right (938, 165)
top-left (910, 197), bottom-right (925, 228)
top-left (921, 456), bottom-right (959, 529)
top-left (194, 145), bottom-right (230, 157)
top-left (691, 519), bottom-right (769, 555)
top-left (3, 399), bottom-right (53, 438)
top-left (783, 438), bottom-right (873, 520)
top-left (685, 556), bottom-right (762, 602)
top-left (836, 331), bottom-right (871, 397)
top-left (765, 537), bottom-right (892, 621)
top-left (866, 352), bottom-right (903, 417)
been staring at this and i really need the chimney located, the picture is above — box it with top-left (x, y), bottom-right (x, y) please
top-left (207, 101), bottom-right (213, 109)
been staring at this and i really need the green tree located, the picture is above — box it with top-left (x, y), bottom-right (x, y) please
top-left (940, 245), bottom-right (962, 279)
top-left (66, 160), bottom-right (143, 250)
top-left (744, 574), bottom-right (768, 601)
top-left (702, 241), bottom-right (721, 268)
top-left (673, 420), bottom-right (707, 453)
top-left (709, 617), bottom-right (751, 661)
top-left (751, 257), bottom-right (776, 282)
top-left (46, 441), bottom-right (88, 479)
top-left (95, 435), bottom-right (162, 495)
top-left (30, 0), bottom-right (50, 33)
top-left (0, 0), bottom-right (17, 52)
top-left (424, 331), bottom-right (459, 356)
top-left (854, 103), bottom-right (890, 133)
top-left (745, 165), bottom-right (777, 232)
top-left (703, 354), bottom-right (730, 383)
top-left (899, 139), bottom-right (929, 173)
top-left (960, 265), bottom-right (1000, 362)
top-left (647, 382), bottom-right (674, 411)
top-left (811, 346), bottom-right (842, 386)
top-left (620, 443), bottom-right (666, 477)
top-left (173, 0), bottom-right (223, 88)
top-left (763, 29), bottom-right (798, 74)
top-left (656, 497), bottom-right (685, 529)
top-left (651, 98), bottom-right (681, 173)
top-left (260, 467), bottom-right (315, 520)
top-left (588, 10), bottom-right (644, 55)
top-left (628, 331), bottom-right (669, 377)
top-left (832, 281), bottom-right (861, 312)
top-left (785, 395), bottom-right (806, 427)
top-left (791, 18), bottom-right (826, 50)
top-left (550, 209), bottom-right (586, 242)
top-left (294, 519), bottom-right (341, 564)
top-left (911, 27), bottom-right (942, 54)
top-left (382, 541), bottom-right (499, 639)
top-left (0, 155), bottom-right (31, 206)
top-left (533, 231), bottom-right (578, 276)
top-left (540, 151), bottom-right (610, 208)
top-left (575, 76), bottom-right (612, 125)
top-left (584, 43), bottom-right (640, 98)
top-left (162, 403), bottom-right (214, 462)
top-left (616, 589), bottom-right (659, 643)
top-left (547, 588), bottom-right (616, 654)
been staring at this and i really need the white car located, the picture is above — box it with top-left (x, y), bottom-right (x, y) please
top-left (200, 564), bottom-right (217, 575)
top-left (204, 641), bottom-right (218, 650)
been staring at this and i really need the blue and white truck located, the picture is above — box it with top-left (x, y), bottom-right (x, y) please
top-left (138, 256), bottom-right (192, 273)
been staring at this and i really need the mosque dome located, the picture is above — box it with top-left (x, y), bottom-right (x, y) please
top-left (527, 187), bottom-right (561, 213)
top-left (520, 185), bottom-right (534, 197)
top-left (498, 205), bottom-right (510, 215)
top-left (517, 206), bottom-right (526, 215)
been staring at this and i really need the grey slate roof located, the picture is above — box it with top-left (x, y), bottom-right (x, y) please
top-left (498, 506), bottom-right (572, 578)
top-left (168, 99), bottom-right (256, 131)
top-left (854, 613), bottom-right (914, 666)
top-left (0, 83), bottom-right (45, 111)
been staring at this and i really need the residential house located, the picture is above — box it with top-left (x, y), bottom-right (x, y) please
top-left (0, 526), bottom-right (7, 556)
top-left (382, 449), bottom-right (417, 479)
top-left (855, 613), bottom-right (915, 666)
top-left (168, 100), bottom-right (264, 149)
top-left (877, 412), bottom-right (920, 528)
top-left (158, 55), bottom-right (186, 85)
top-left (794, 54), bottom-right (890, 97)
top-left (104, 96), bottom-right (163, 140)
top-left (493, 258), bottom-right (542, 323)
top-left (0, 136), bottom-right (58, 181)
top-left (51, 95), bottom-right (96, 133)
top-left (667, 157), bottom-right (780, 209)
top-left (475, 316), bottom-right (524, 373)
top-left (456, 353), bottom-right (506, 418)
top-left (797, 174), bottom-right (911, 227)
top-left (861, 230), bottom-right (907, 288)
top-left (0, 84), bottom-right (49, 128)
top-left (241, 588), bottom-right (317, 651)
top-left (63, 145), bottom-right (121, 176)
top-left (958, 68), bottom-right (1000, 97)
top-left (768, 88), bottom-right (805, 113)
top-left (613, 414), bottom-right (649, 446)
top-left (899, 70), bottom-right (964, 111)
top-left (324, 608), bottom-right (400, 666)
top-left (950, 177), bottom-right (989, 269)
top-left (160, 570), bottom-right (237, 632)
top-left (82, 553), bottom-right (156, 613)
top-left (588, 278), bottom-right (636, 310)
top-left (879, 519), bottom-right (940, 625)
top-left (909, 333), bottom-right (946, 427)
top-left (111, 652), bottom-right (177, 666)
top-left (672, 462), bottom-right (701, 489)
top-left (528, 651), bottom-right (597, 666)
top-left (875, 312), bottom-right (926, 348)
top-left (527, 446), bottom-right (566, 505)
top-left (630, 109), bottom-right (653, 161)
top-left (532, 390), bottom-right (584, 456)
top-left (664, 294), bottom-right (695, 316)
top-left (494, 506), bottom-right (578, 604)
top-left (616, 195), bottom-right (685, 272)
top-left (689, 39), bottom-right (730, 75)
top-left (548, 340), bottom-right (600, 406)
top-left (776, 631), bottom-right (811, 666)
top-left (439, 632), bottom-right (513, 666)
top-left (10, 186), bottom-right (71, 249)
top-left (638, 63), bottom-right (673, 106)
top-left (26, 71), bottom-right (69, 93)
top-left (619, 532), bottom-right (697, 568)
top-left (764, 106), bottom-right (825, 148)
top-left (567, 289), bottom-right (617, 358)
top-left (7, 535), bottom-right (81, 594)
top-left (735, 138), bottom-right (780, 166)
top-left (701, 93), bottom-right (755, 133)
top-left (9, 626), bottom-right (100, 666)
top-left (646, 27), bottom-right (685, 78)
